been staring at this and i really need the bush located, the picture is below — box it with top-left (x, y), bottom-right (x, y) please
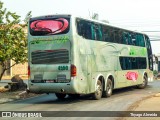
top-left (153, 70), bottom-right (158, 76)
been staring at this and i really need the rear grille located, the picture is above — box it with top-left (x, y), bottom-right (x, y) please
top-left (34, 74), bottom-right (43, 80)
top-left (31, 49), bottom-right (69, 64)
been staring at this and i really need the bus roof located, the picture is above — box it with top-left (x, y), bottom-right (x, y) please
top-left (74, 15), bottom-right (147, 36)
top-left (30, 14), bottom-right (148, 36)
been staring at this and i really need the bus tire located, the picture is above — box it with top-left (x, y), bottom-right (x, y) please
top-left (137, 75), bottom-right (148, 89)
top-left (92, 79), bottom-right (102, 100)
top-left (55, 93), bottom-right (66, 99)
top-left (103, 78), bottom-right (113, 97)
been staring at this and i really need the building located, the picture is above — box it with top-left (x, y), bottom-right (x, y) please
top-left (153, 53), bottom-right (160, 73)
top-left (0, 60), bottom-right (28, 79)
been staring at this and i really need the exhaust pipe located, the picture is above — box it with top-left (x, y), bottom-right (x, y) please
top-left (61, 89), bottom-right (65, 92)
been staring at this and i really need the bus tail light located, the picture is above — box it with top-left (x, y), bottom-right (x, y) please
top-left (71, 64), bottom-right (76, 77)
top-left (28, 66), bottom-right (30, 77)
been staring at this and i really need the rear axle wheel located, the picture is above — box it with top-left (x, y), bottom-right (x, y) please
top-left (92, 80), bottom-right (102, 100)
top-left (103, 78), bottom-right (113, 97)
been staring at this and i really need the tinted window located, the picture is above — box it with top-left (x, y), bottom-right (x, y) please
top-left (102, 26), bottom-right (115, 42)
top-left (120, 57), bottom-right (147, 70)
top-left (122, 32), bottom-right (133, 45)
top-left (145, 35), bottom-right (153, 70)
top-left (131, 33), bottom-right (136, 45)
top-left (30, 17), bottom-right (70, 36)
top-left (77, 19), bottom-right (103, 41)
top-left (158, 61), bottom-right (160, 72)
top-left (77, 19), bottom-right (92, 39)
top-left (108, 27), bottom-right (115, 42)
top-left (115, 29), bottom-right (123, 43)
top-left (92, 24), bottom-right (103, 41)
top-left (102, 25), bottom-right (110, 42)
top-left (135, 34), bottom-right (145, 47)
top-left (76, 18), bottom-right (147, 47)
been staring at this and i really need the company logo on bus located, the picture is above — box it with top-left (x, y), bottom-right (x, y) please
top-left (30, 18), bottom-right (69, 35)
top-left (125, 72), bottom-right (138, 82)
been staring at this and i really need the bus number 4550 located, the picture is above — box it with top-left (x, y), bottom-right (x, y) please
top-left (58, 66), bottom-right (68, 70)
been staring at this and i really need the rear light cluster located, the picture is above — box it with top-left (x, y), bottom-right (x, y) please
top-left (71, 64), bottom-right (76, 77)
top-left (28, 66), bottom-right (30, 77)
top-left (28, 65), bottom-right (76, 79)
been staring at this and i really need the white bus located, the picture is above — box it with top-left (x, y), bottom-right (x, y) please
top-left (28, 14), bottom-right (153, 100)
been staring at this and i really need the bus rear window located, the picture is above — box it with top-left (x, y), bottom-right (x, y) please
top-left (30, 17), bottom-right (70, 36)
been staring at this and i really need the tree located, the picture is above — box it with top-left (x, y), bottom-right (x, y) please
top-left (0, 1), bottom-right (29, 80)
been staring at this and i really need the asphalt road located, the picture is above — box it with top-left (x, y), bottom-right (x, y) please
top-left (0, 80), bottom-right (160, 120)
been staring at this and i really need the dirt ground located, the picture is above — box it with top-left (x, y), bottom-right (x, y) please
top-left (0, 88), bottom-right (39, 104)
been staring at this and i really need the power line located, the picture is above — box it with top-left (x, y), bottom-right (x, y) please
top-left (150, 39), bottom-right (160, 41)
top-left (142, 31), bottom-right (160, 32)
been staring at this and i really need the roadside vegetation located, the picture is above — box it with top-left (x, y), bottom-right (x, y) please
top-left (0, 1), bottom-right (31, 80)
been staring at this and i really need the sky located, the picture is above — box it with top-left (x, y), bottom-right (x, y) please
top-left (1, 0), bottom-right (160, 54)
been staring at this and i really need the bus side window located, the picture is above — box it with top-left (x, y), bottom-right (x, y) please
top-left (109, 27), bottom-right (115, 42)
top-left (122, 32), bottom-right (128, 44)
top-left (76, 20), bottom-right (82, 36)
top-left (102, 25), bottom-right (109, 42)
top-left (120, 57), bottom-right (126, 70)
top-left (120, 57), bottom-right (132, 70)
top-left (114, 29), bottom-right (123, 43)
top-left (132, 58), bottom-right (138, 69)
top-left (127, 32), bottom-right (133, 45)
top-left (91, 24), bottom-right (103, 41)
top-left (98, 25), bottom-right (103, 41)
top-left (120, 57), bottom-right (147, 70)
top-left (136, 34), bottom-right (145, 47)
top-left (76, 19), bottom-right (92, 40)
top-left (131, 33), bottom-right (136, 45)
top-left (85, 22), bottom-right (92, 39)
top-left (114, 30), bottom-right (119, 43)
top-left (118, 30), bottom-right (123, 44)
top-left (126, 57), bottom-right (132, 70)
top-left (76, 19), bottom-right (86, 38)
top-left (145, 35), bottom-right (153, 70)
top-left (91, 24), bottom-right (95, 40)
top-left (138, 58), bottom-right (147, 69)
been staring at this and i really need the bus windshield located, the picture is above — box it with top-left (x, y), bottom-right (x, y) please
top-left (29, 17), bottom-right (70, 36)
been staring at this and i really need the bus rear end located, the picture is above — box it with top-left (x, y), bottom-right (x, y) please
top-left (28, 15), bottom-right (77, 98)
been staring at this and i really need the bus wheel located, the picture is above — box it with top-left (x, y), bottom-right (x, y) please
top-left (92, 79), bottom-right (102, 100)
top-left (55, 93), bottom-right (66, 99)
top-left (103, 78), bottom-right (113, 97)
top-left (137, 75), bottom-right (148, 89)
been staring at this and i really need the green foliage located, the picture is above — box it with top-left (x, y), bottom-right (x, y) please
top-left (0, 1), bottom-right (30, 80)
top-left (153, 70), bottom-right (158, 76)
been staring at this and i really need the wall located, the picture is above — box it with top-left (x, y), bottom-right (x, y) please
top-left (11, 61), bottom-right (28, 76)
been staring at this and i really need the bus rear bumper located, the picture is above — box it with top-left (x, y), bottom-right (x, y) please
top-left (28, 81), bottom-right (79, 94)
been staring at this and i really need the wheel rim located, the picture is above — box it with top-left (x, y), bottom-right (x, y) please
top-left (107, 82), bottom-right (112, 94)
top-left (142, 77), bottom-right (146, 86)
top-left (96, 81), bottom-right (102, 96)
